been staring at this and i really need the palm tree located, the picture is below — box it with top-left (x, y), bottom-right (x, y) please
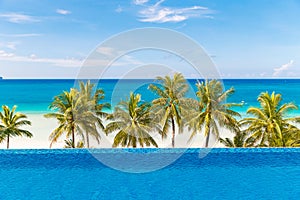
top-left (240, 91), bottom-right (300, 147)
top-left (273, 124), bottom-right (300, 147)
top-left (219, 131), bottom-right (249, 147)
top-left (148, 73), bottom-right (188, 147)
top-left (79, 80), bottom-right (110, 148)
top-left (186, 80), bottom-right (241, 147)
top-left (105, 92), bottom-right (160, 148)
top-left (44, 88), bottom-right (98, 148)
top-left (64, 139), bottom-right (84, 148)
top-left (0, 105), bottom-right (32, 149)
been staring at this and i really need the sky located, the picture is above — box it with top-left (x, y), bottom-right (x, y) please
top-left (1, 0), bottom-right (300, 78)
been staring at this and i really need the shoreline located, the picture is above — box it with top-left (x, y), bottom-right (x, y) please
top-left (1, 78), bottom-right (300, 149)
top-left (0, 113), bottom-right (231, 149)
top-left (1, 112), bottom-right (299, 149)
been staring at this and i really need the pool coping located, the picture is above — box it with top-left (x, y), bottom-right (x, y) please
top-left (0, 148), bottom-right (300, 154)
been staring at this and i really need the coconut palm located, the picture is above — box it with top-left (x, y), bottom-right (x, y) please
top-left (186, 80), bottom-right (241, 147)
top-left (240, 92), bottom-right (300, 147)
top-left (44, 88), bottom-right (99, 148)
top-left (219, 131), bottom-right (249, 147)
top-left (273, 124), bottom-right (300, 147)
top-left (148, 73), bottom-right (188, 147)
top-left (105, 92), bottom-right (160, 148)
top-left (64, 139), bottom-right (84, 148)
top-left (0, 105), bottom-right (32, 149)
top-left (79, 80), bottom-right (110, 148)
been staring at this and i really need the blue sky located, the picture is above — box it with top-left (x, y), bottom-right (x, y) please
top-left (0, 0), bottom-right (300, 78)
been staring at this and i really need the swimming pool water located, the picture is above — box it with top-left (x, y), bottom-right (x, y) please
top-left (0, 148), bottom-right (299, 199)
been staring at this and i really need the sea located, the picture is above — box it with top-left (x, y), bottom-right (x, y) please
top-left (0, 79), bottom-right (300, 116)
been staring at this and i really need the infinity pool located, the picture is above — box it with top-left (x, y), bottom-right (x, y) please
top-left (0, 148), bottom-right (299, 199)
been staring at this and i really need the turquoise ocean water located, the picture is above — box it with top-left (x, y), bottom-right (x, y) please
top-left (0, 79), bottom-right (300, 115)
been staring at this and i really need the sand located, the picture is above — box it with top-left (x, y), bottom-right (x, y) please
top-left (0, 113), bottom-right (232, 149)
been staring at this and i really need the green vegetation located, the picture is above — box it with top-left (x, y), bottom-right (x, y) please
top-left (148, 73), bottom-right (188, 147)
top-left (240, 92), bottom-right (300, 147)
top-left (0, 105), bottom-right (32, 149)
top-left (219, 132), bottom-right (249, 147)
top-left (44, 75), bottom-right (300, 148)
top-left (185, 80), bottom-right (241, 147)
top-left (64, 139), bottom-right (84, 148)
top-left (44, 81), bottom-right (109, 148)
top-left (78, 80), bottom-right (110, 148)
top-left (1, 74), bottom-right (300, 148)
top-left (105, 92), bottom-right (160, 148)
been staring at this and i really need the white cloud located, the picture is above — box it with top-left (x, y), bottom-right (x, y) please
top-left (29, 54), bottom-right (37, 59)
top-left (133, 0), bottom-right (149, 5)
top-left (0, 42), bottom-right (18, 50)
top-left (0, 49), bottom-right (143, 68)
top-left (56, 9), bottom-right (71, 15)
top-left (0, 50), bottom-right (82, 67)
top-left (96, 47), bottom-right (118, 56)
top-left (138, 0), bottom-right (214, 23)
top-left (260, 72), bottom-right (267, 77)
top-left (0, 13), bottom-right (39, 23)
top-left (0, 33), bottom-right (42, 37)
top-left (273, 60), bottom-right (294, 77)
top-left (115, 5), bottom-right (123, 13)
top-left (6, 43), bottom-right (16, 50)
top-left (0, 50), bottom-right (14, 57)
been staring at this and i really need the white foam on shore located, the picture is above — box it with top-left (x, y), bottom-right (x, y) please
top-left (0, 113), bottom-right (233, 149)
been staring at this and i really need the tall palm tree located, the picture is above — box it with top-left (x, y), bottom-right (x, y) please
top-left (105, 92), bottom-right (160, 148)
top-left (44, 88), bottom-right (98, 148)
top-left (148, 73), bottom-right (188, 147)
top-left (240, 92), bottom-right (300, 147)
top-left (0, 105), bottom-right (32, 149)
top-left (186, 80), bottom-right (241, 147)
top-left (79, 80), bottom-right (110, 148)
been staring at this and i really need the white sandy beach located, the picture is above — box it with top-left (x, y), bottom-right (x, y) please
top-left (0, 113), bottom-right (233, 149)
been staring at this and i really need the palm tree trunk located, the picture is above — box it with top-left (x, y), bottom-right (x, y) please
top-left (72, 127), bottom-right (75, 148)
top-left (205, 131), bottom-right (210, 147)
top-left (204, 102), bottom-right (211, 147)
top-left (205, 113), bottom-right (211, 148)
top-left (171, 116), bottom-right (175, 147)
top-left (7, 134), bottom-right (9, 149)
top-left (86, 132), bottom-right (90, 148)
